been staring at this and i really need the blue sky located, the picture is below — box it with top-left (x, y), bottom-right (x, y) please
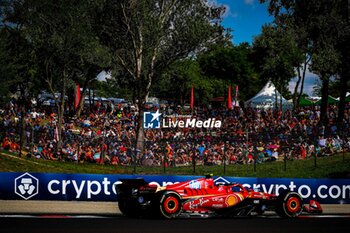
top-left (99, 0), bottom-right (319, 96)
top-left (214, 0), bottom-right (319, 96)
top-left (217, 0), bottom-right (273, 45)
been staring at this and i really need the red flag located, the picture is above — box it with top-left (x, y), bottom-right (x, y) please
top-left (74, 83), bottom-right (81, 110)
top-left (228, 85), bottom-right (232, 110)
top-left (190, 85), bottom-right (194, 109)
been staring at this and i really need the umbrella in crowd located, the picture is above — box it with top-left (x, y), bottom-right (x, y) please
top-left (265, 149), bottom-right (272, 156)
top-left (268, 144), bottom-right (279, 149)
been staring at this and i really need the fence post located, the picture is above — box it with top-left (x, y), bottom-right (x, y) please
top-left (314, 136), bottom-right (318, 168)
top-left (100, 130), bottom-right (105, 165)
top-left (30, 125), bottom-right (34, 156)
top-left (223, 141), bottom-right (227, 175)
top-left (18, 119), bottom-right (23, 157)
top-left (342, 125), bottom-right (345, 163)
top-left (253, 143), bottom-right (257, 172)
top-left (133, 139), bottom-right (137, 173)
top-left (192, 147), bottom-right (196, 174)
top-left (163, 142), bottom-right (167, 174)
top-left (283, 149), bottom-right (287, 171)
top-left (246, 130), bottom-right (249, 144)
top-left (77, 142), bottom-right (80, 162)
top-left (282, 141), bottom-right (286, 171)
top-left (343, 139), bottom-right (345, 163)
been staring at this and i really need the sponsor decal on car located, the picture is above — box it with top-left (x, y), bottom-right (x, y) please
top-left (189, 180), bottom-right (201, 189)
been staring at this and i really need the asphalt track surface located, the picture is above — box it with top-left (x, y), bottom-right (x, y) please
top-left (1, 215), bottom-right (350, 233)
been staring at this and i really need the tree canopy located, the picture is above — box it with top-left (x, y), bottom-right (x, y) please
top-left (1, 0), bottom-right (349, 127)
top-left (259, 0), bottom-right (349, 124)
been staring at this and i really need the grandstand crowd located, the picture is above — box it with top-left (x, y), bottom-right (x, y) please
top-left (1, 98), bottom-right (350, 167)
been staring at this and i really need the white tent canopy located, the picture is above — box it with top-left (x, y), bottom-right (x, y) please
top-left (245, 81), bottom-right (292, 109)
top-left (336, 92), bottom-right (350, 101)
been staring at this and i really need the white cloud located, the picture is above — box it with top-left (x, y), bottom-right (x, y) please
top-left (244, 0), bottom-right (255, 6)
top-left (206, 1), bottom-right (238, 19)
top-left (288, 63), bottom-right (321, 96)
top-left (207, 0), bottom-right (219, 6)
top-left (97, 70), bottom-right (112, 82)
top-left (288, 71), bottom-right (320, 96)
top-left (222, 4), bottom-right (239, 18)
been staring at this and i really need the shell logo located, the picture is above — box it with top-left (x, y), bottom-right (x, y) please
top-left (226, 193), bottom-right (244, 206)
top-left (226, 195), bottom-right (239, 206)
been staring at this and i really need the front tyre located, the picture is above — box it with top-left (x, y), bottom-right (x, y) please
top-left (159, 191), bottom-right (182, 219)
top-left (276, 191), bottom-right (303, 218)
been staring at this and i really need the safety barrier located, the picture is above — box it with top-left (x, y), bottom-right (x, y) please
top-left (0, 172), bottom-right (349, 204)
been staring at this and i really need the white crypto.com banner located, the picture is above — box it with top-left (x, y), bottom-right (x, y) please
top-left (0, 172), bottom-right (349, 204)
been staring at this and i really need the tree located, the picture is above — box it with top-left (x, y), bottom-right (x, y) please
top-left (96, 0), bottom-right (229, 148)
top-left (252, 24), bottom-right (298, 109)
top-left (335, 0), bottom-right (350, 126)
top-left (1, 0), bottom-right (109, 147)
top-left (0, 28), bottom-right (37, 105)
top-left (279, 14), bottom-right (313, 109)
top-left (197, 43), bottom-right (259, 102)
top-left (0, 9), bottom-right (41, 153)
top-left (153, 59), bottom-right (200, 105)
top-left (261, 0), bottom-right (350, 124)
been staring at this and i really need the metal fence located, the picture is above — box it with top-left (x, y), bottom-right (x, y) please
top-left (1, 119), bottom-right (349, 175)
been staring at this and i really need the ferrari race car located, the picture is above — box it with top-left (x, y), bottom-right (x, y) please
top-left (116, 175), bottom-right (322, 219)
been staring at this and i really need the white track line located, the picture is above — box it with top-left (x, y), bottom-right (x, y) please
top-left (0, 215), bottom-right (112, 218)
top-left (1, 214), bottom-right (349, 219)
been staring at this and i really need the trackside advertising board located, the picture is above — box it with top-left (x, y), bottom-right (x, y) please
top-left (0, 172), bottom-right (349, 204)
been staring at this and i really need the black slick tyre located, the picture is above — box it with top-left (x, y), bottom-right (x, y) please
top-left (276, 190), bottom-right (303, 218)
top-left (159, 191), bottom-right (182, 219)
top-left (118, 199), bottom-right (138, 217)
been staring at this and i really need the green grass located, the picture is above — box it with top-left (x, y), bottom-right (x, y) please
top-left (0, 150), bottom-right (349, 178)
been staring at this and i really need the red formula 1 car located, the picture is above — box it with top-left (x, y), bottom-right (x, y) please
top-left (116, 175), bottom-right (322, 219)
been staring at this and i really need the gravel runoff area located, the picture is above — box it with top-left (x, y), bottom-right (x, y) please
top-left (0, 200), bottom-right (349, 215)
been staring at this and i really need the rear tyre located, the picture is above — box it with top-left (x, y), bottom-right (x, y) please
top-left (276, 190), bottom-right (303, 218)
top-left (159, 191), bottom-right (182, 219)
top-left (118, 199), bottom-right (138, 217)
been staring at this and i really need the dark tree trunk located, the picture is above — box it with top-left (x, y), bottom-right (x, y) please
top-left (280, 84), bottom-right (283, 111)
top-left (297, 62), bottom-right (308, 107)
top-left (337, 73), bottom-right (349, 125)
top-left (136, 107), bottom-right (144, 151)
top-left (293, 68), bottom-right (302, 109)
top-left (337, 1), bottom-right (350, 126)
top-left (320, 75), bottom-right (329, 125)
top-left (77, 78), bottom-right (90, 118)
top-left (19, 103), bottom-right (26, 156)
top-left (274, 84), bottom-right (278, 110)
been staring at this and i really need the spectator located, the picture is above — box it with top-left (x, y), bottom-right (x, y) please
top-left (0, 99), bottom-right (348, 167)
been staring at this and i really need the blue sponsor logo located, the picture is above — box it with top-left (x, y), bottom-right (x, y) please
top-left (14, 173), bottom-right (39, 200)
top-left (143, 110), bottom-right (161, 129)
top-left (189, 180), bottom-right (201, 189)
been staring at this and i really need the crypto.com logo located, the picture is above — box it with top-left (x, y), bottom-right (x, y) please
top-left (14, 173), bottom-right (39, 200)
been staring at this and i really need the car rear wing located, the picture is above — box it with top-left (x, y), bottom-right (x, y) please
top-left (117, 178), bottom-right (148, 187)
